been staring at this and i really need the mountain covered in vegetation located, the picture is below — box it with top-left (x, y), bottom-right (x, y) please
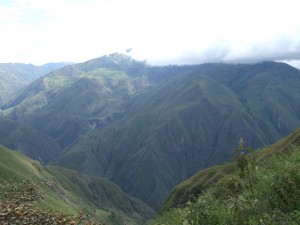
top-left (150, 128), bottom-right (300, 224)
top-left (1, 53), bottom-right (300, 210)
top-left (0, 119), bottom-right (61, 164)
top-left (0, 62), bottom-right (69, 103)
top-left (0, 145), bottom-right (154, 224)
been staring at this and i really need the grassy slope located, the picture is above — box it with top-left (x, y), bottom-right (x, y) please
top-left (0, 145), bottom-right (154, 224)
top-left (0, 62), bottom-right (69, 103)
top-left (0, 119), bottom-right (62, 164)
top-left (29, 69), bottom-right (149, 147)
top-left (1, 55), bottom-right (150, 148)
top-left (161, 128), bottom-right (300, 212)
top-left (54, 62), bottom-right (300, 210)
top-left (52, 74), bottom-right (254, 209)
top-left (2, 56), bottom-right (300, 211)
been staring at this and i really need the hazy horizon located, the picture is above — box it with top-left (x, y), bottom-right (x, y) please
top-left (1, 0), bottom-right (300, 68)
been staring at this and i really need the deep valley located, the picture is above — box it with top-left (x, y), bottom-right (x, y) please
top-left (1, 53), bottom-right (300, 224)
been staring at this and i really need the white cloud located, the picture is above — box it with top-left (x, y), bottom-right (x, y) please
top-left (0, 0), bottom-right (300, 66)
top-left (280, 60), bottom-right (300, 69)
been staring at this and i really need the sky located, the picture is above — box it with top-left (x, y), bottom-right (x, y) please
top-left (0, 0), bottom-right (300, 67)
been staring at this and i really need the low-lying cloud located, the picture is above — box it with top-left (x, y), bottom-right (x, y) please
top-left (130, 34), bottom-right (300, 68)
top-left (1, 0), bottom-right (300, 68)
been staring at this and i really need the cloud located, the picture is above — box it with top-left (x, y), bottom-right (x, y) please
top-left (223, 34), bottom-right (300, 63)
top-left (280, 60), bottom-right (300, 69)
top-left (0, 0), bottom-right (300, 67)
top-left (130, 33), bottom-right (300, 66)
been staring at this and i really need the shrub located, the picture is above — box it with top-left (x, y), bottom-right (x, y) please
top-left (0, 178), bottom-right (102, 225)
top-left (149, 146), bottom-right (300, 225)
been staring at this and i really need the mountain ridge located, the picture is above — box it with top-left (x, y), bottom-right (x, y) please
top-left (1, 54), bottom-right (300, 210)
top-left (0, 62), bottom-right (70, 103)
top-left (160, 127), bottom-right (300, 212)
top-left (0, 118), bottom-right (62, 164)
top-left (0, 144), bottom-right (154, 224)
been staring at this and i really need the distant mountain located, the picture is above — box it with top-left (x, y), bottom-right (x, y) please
top-left (150, 129), bottom-right (300, 225)
top-left (54, 61), bottom-right (300, 210)
top-left (0, 62), bottom-right (70, 103)
top-left (161, 127), bottom-right (300, 211)
top-left (1, 53), bottom-right (149, 147)
top-left (0, 145), bottom-right (154, 224)
top-left (0, 119), bottom-right (61, 164)
top-left (2, 54), bottom-right (300, 210)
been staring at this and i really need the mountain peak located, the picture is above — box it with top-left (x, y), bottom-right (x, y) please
top-left (105, 52), bottom-right (133, 61)
top-left (77, 53), bottom-right (147, 75)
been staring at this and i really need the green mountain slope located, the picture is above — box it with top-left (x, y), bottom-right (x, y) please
top-left (0, 119), bottom-right (61, 164)
top-left (1, 54), bottom-right (149, 147)
top-left (150, 128), bottom-right (300, 225)
top-left (2, 55), bottom-right (300, 211)
top-left (0, 62), bottom-right (69, 103)
top-left (199, 61), bottom-right (300, 137)
top-left (161, 127), bottom-right (300, 211)
top-left (52, 74), bottom-right (262, 209)
top-left (53, 61), bottom-right (300, 210)
top-left (0, 145), bottom-right (154, 224)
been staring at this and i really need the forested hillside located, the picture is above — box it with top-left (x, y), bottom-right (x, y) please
top-left (0, 145), bottom-right (154, 225)
top-left (2, 54), bottom-right (300, 210)
top-left (150, 128), bottom-right (300, 224)
top-left (0, 62), bottom-right (69, 103)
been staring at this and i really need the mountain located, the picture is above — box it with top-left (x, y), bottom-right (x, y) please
top-left (0, 118), bottom-right (61, 164)
top-left (0, 145), bottom-right (154, 224)
top-left (161, 127), bottom-right (300, 211)
top-left (0, 62), bottom-right (70, 103)
top-left (2, 54), bottom-right (300, 210)
top-left (1, 54), bottom-right (149, 147)
top-left (150, 128), bottom-right (300, 225)
top-left (53, 61), bottom-right (300, 210)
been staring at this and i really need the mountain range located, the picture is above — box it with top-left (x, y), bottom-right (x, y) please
top-left (0, 119), bottom-right (61, 164)
top-left (0, 144), bottom-right (154, 224)
top-left (161, 127), bottom-right (300, 212)
top-left (0, 62), bottom-right (70, 104)
top-left (150, 128), bottom-right (300, 224)
top-left (1, 53), bottom-right (300, 211)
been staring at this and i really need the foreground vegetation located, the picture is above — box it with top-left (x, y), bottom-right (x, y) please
top-left (0, 145), bottom-right (154, 225)
top-left (0, 179), bottom-right (100, 224)
top-left (3, 55), bottom-right (300, 211)
top-left (150, 144), bottom-right (300, 224)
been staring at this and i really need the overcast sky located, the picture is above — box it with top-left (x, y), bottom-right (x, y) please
top-left (1, 0), bottom-right (300, 67)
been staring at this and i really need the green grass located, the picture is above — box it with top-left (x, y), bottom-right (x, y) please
top-left (0, 145), bottom-right (154, 224)
top-left (2, 55), bottom-right (300, 212)
top-left (0, 119), bottom-right (62, 164)
top-left (159, 128), bottom-right (300, 213)
top-left (150, 133), bottom-right (300, 225)
top-left (0, 62), bottom-right (69, 104)
top-left (54, 61), bottom-right (300, 210)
